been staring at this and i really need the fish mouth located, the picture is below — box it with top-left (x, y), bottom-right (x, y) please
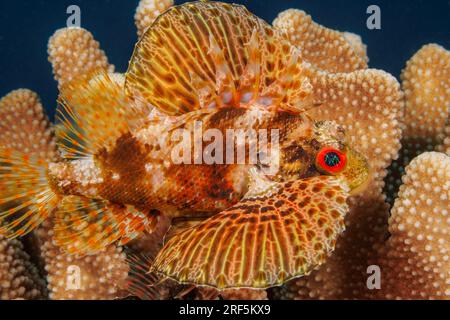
top-left (348, 169), bottom-right (371, 196)
top-left (342, 147), bottom-right (371, 196)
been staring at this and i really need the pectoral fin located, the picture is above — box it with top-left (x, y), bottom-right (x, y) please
top-left (151, 176), bottom-right (350, 289)
top-left (164, 216), bottom-right (208, 242)
top-left (125, 2), bottom-right (313, 116)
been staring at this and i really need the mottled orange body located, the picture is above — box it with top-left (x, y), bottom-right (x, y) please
top-left (48, 107), bottom-right (335, 217)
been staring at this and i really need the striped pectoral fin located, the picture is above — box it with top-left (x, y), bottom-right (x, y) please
top-left (164, 216), bottom-right (209, 242)
top-left (54, 196), bottom-right (158, 255)
top-left (151, 176), bottom-right (350, 289)
top-left (125, 2), bottom-right (313, 116)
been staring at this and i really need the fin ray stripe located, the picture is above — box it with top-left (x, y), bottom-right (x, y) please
top-left (153, 176), bottom-right (349, 288)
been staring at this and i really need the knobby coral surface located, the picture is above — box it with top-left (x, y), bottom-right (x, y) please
top-left (0, 89), bottom-right (56, 161)
top-left (377, 152), bottom-right (449, 299)
top-left (48, 27), bottom-right (114, 89)
top-left (385, 44), bottom-right (450, 204)
top-left (342, 32), bottom-right (368, 64)
top-left (135, 0), bottom-right (174, 38)
top-left (36, 220), bottom-right (129, 300)
top-left (436, 123), bottom-right (450, 155)
top-left (273, 9), bottom-right (368, 73)
top-left (0, 236), bottom-right (47, 300)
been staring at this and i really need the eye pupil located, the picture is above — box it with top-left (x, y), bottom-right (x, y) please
top-left (316, 148), bottom-right (347, 174)
top-left (324, 152), bottom-right (341, 167)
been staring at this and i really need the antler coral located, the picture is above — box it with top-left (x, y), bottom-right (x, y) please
top-left (385, 44), bottom-right (450, 204)
top-left (0, 89), bottom-right (57, 160)
top-left (36, 220), bottom-right (129, 300)
top-left (377, 152), bottom-right (449, 299)
top-left (48, 27), bottom-right (114, 88)
top-left (273, 9), bottom-right (368, 73)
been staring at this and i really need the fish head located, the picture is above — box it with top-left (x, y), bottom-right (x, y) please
top-left (270, 116), bottom-right (368, 195)
top-left (311, 120), bottom-right (370, 195)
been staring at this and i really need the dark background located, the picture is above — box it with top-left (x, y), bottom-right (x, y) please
top-left (0, 0), bottom-right (449, 119)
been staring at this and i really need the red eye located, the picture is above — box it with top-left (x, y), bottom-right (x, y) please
top-left (316, 148), bottom-right (347, 174)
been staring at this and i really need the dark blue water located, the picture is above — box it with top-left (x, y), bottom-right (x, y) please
top-left (0, 0), bottom-right (449, 119)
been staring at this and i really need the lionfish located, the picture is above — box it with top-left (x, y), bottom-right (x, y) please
top-left (0, 1), bottom-right (369, 289)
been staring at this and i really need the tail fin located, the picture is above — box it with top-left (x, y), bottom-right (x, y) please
top-left (0, 149), bottom-right (58, 237)
top-left (0, 89), bottom-right (58, 238)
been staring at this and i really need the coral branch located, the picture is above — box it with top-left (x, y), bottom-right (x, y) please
top-left (36, 220), bottom-right (129, 300)
top-left (377, 152), bottom-right (449, 299)
top-left (48, 27), bottom-right (114, 88)
top-left (273, 9), bottom-right (368, 73)
top-left (385, 44), bottom-right (449, 204)
top-left (0, 236), bottom-right (47, 300)
top-left (0, 89), bottom-right (57, 160)
top-left (135, 0), bottom-right (174, 38)
top-left (342, 32), bottom-right (369, 64)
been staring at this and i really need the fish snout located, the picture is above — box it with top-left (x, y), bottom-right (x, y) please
top-left (340, 148), bottom-right (370, 195)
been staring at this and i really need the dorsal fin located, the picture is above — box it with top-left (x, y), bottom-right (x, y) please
top-left (125, 1), bottom-right (313, 116)
top-left (56, 72), bottom-right (150, 160)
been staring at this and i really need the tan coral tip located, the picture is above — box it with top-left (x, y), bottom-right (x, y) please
top-left (401, 44), bottom-right (450, 140)
top-left (135, 0), bottom-right (174, 38)
top-left (342, 32), bottom-right (369, 64)
top-left (0, 89), bottom-right (57, 161)
top-left (48, 27), bottom-right (114, 88)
